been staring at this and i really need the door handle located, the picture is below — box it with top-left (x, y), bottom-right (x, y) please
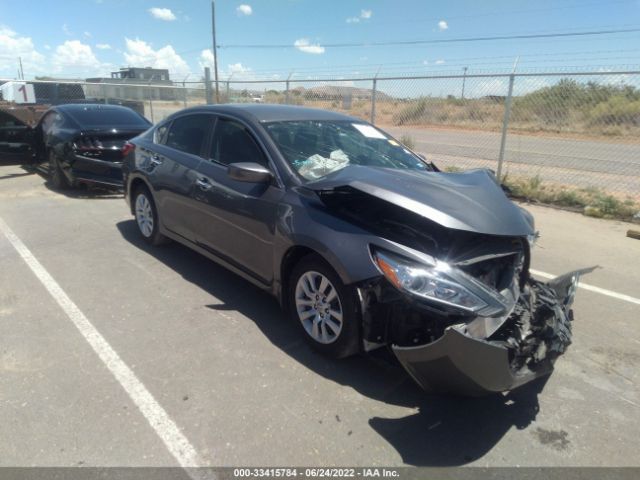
top-left (195, 177), bottom-right (212, 191)
top-left (149, 154), bottom-right (162, 166)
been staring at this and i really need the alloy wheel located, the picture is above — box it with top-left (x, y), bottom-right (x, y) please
top-left (295, 271), bottom-right (343, 344)
top-left (135, 193), bottom-right (154, 238)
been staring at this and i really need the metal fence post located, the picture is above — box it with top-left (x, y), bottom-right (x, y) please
top-left (497, 73), bottom-right (515, 180)
top-left (285, 80), bottom-right (290, 105)
top-left (204, 67), bottom-right (212, 104)
top-left (102, 83), bottom-right (109, 104)
top-left (147, 90), bottom-right (154, 123)
top-left (226, 81), bottom-right (230, 102)
top-left (182, 83), bottom-right (188, 109)
top-left (370, 77), bottom-right (377, 125)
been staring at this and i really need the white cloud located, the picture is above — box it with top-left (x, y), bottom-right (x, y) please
top-left (198, 49), bottom-right (215, 71)
top-left (62, 23), bottom-right (72, 35)
top-left (347, 9), bottom-right (372, 23)
top-left (236, 4), bottom-right (252, 16)
top-left (435, 59), bottom-right (445, 64)
top-left (52, 40), bottom-right (103, 74)
top-left (84, 31), bottom-right (92, 38)
top-left (294, 38), bottom-right (325, 54)
top-left (438, 20), bottom-right (448, 31)
top-left (228, 62), bottom-right (251, 76)
top-left (198, 50), bottom-right (255, 80)
top-left (124, 37), bottom-right (190, 77)
top-left (44, 44), bottom-right (51, 50)
top-left (96, 43), bottom-right (111, 50)
top-left (0, 26), bottom-right (46, 75)
top-left (149, 7), bottom-right (177, 21)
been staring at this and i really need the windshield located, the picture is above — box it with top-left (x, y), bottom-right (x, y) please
top-left (265, 120), bottom-right (429, 181)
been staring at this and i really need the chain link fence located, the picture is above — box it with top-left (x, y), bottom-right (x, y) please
top-left (4, 71), bottom-right (639, 203)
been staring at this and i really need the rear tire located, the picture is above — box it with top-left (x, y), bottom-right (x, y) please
top-left (133, 186), bottom-right (168, 246)
top-left (49, 151), bottom-right (71, 190)
top-left (288, 254), bottom-right (360, 359)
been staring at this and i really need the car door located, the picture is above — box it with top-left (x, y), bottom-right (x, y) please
top-left (191, 116), bottom-right (285, 286)
top-left (141, 114), bottom-right (212, 242)
top-left (0, 110), bottom-right (34, 165)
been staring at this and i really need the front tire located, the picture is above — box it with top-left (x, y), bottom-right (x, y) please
top-left (288, 254), bottom-right (360, 359)
top-left (133, 186), bottom-right (167, 246)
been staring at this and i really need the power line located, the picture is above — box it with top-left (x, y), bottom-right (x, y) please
top-left (218, 27), bottom-right (640, 49)
top-left (174, 24), bottom-right (640, 57)
top-left (225, 49), bottom-right (640, 76)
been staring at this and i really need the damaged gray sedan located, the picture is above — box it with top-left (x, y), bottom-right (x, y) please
top-left (124, 104), bottom-right (590, 396)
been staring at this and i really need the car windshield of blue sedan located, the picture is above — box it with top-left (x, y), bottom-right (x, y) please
top-left (265, 121), bottom-right (428, 181)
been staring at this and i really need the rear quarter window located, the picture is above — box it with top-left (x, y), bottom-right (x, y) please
top-left (154, 122), bottom-right (170, 144)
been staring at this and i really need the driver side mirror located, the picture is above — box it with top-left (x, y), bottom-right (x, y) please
top-left (227, 162), bottom-right (273, 183)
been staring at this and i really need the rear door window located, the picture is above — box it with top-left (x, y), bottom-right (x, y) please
top-left (208, 118), bottom-right (267, 166)
top-left (165, 114), bottom-right (211, 156)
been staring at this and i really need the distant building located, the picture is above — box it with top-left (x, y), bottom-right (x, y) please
top-left (85, 67), bottom-right (179, 101)
top-left (109, 67), bottom-right (171, 83)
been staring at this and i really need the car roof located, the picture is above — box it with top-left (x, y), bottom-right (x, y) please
top-left (54, 103), bottom-right (134, 113)
top-left (170, 104), bottom-right (363, 124)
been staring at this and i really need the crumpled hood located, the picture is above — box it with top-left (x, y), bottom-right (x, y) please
top-left (307, 165), bottom-right (535, 237)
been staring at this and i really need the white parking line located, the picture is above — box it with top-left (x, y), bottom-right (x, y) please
top-left (0, 217), bottom-right (210, 475)
top-left (530, 268), bottom-right (640, 306)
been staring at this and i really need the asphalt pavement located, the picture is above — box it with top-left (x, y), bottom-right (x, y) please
top-left (383, 125), bottom-right (640, 196)
top-left (0, 164), bottom-right (639, 468)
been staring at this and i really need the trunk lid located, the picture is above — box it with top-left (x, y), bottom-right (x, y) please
top-left (73, 128), bottom-right (147, 162)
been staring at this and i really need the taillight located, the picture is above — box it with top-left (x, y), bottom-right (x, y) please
top-left (74, 136), bottom-right (103, 151)
top-left (121, 142), bottom-right (136, 157)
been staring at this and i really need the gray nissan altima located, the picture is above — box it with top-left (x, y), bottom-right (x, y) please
top-left (122, 104), bottom-right (590, 396)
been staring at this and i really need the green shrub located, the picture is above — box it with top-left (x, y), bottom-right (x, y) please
top-left (588, 96), bottom-right (640, 126)
top-left (393, 98), bottom-right (429, 125)
top-left (500, 175), bottom-right (639, 220)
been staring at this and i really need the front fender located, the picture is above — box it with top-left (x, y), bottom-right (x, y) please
top-left (273, 198), bottom-right (383, 288)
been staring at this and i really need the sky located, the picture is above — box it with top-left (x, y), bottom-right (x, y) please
top-left (1, 0), bottom-right (639, 83)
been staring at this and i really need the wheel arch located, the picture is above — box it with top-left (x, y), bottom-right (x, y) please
top-left (279, 245), bottom-right (321, 307)
top-left (277, 240), bottom-right (369, 307)
top-left (128, 176), bottom-right (154, 215)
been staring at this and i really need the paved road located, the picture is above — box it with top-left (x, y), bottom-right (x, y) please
top-left (384, 126), bottom-right (640, 195)
top-left (0, 165), bottom-right (639, 469)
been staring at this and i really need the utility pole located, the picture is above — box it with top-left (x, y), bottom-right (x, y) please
top-left (461, 66), bottom-right (468, 100)
top-left (18, 57), bottom-right (24, 80)
top-left (211, 0), bottom-right (220, 103)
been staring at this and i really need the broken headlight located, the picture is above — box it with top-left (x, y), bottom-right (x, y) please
top-left (372, 249), bottom-right (488, 313)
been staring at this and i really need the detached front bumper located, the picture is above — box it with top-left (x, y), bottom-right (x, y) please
top-left (391, 269), bottom-right (592, 396)
top-left (393, 327), bottom-right (550, 396)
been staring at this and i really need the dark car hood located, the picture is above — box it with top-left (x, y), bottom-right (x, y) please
top-left (307, 165), bottom-right (534, 237)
